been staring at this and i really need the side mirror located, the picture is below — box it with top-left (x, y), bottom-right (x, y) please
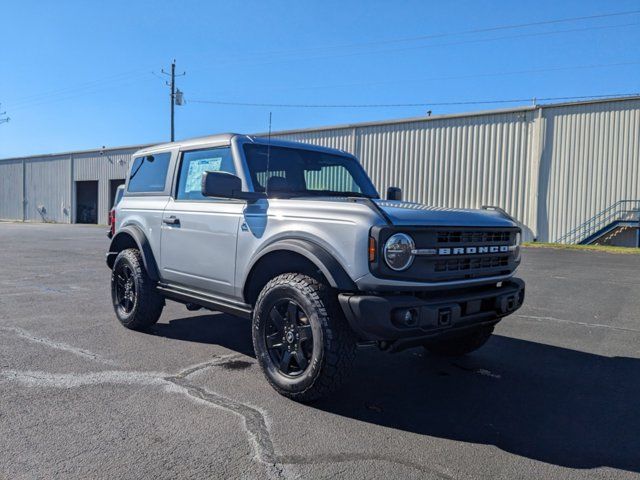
top-left (386, 186), bottom-right (402, 201)
top-left (201, 171), bottom-right (265, 201)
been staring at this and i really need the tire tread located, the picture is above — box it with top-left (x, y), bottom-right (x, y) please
top-left (112, 248), bottom-right (163, 330)
top-left (253, 273), bottom-right (356, 402)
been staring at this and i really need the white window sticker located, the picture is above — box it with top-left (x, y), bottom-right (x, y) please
top-left (185, 158), bottom-right (222, 192)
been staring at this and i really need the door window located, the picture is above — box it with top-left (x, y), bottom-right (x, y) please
top-left (176, 147), bottom-right (235, 200)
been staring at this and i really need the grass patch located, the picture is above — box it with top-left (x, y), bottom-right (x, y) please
top-left (523, 242), bottom-right (640, 254)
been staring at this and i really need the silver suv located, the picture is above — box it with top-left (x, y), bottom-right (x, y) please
top-left (106, 133), bottom-right (524, 401)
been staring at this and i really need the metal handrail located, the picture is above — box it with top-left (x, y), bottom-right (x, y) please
top-left (555, 200), bottom-right (640, 244)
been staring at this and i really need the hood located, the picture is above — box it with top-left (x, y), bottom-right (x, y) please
top-left (374, 200), bottom-right (518, 228)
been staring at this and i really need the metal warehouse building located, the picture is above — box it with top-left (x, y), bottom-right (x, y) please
top-left (1, 95), bottom-right (639, 244)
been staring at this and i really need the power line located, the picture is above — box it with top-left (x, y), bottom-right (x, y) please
top-left (188, 93), bottom-right (640, 109)
top-left (202, 60), bottom-right (640, 95)
top-left (0, 104), bottom-right (9, 125)
top-left (4, 10), bottom-right (639, 114)
top-left (5, 70), bottom-right (150, 109)
top-left (188, 9), bottom-right (640, 68)
top-left (217, 22), bottom-right (640, 69)
top-left (188, 11), bottom-right (640, 70)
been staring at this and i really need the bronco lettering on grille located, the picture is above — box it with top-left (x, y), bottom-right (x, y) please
top-left (438, 246), bottom-right (509, 255)
top-left (412, 246), bottom-right (511, 256)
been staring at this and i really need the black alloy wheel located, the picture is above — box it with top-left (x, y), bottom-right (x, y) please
top-left (265, 299), bottom-right (314, 376)
top-left (252, 273), bottom-right (357, 402)
top-left (114, 262), bottom-right (137, 315)
top-left (110, 248), bottom-right (164, 331)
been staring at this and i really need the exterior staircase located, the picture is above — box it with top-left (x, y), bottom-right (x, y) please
top-left (594, 225), bottom-right (630, 246)
top-left (555, 200), bottom-right (640, 245)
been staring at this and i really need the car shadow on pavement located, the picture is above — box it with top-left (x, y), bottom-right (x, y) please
top-left (315, 334), bottom-right (640, 474)
top-left (149, 316), bottom-right (639, 473)
top-left (149, 313), bottom-right (255, 357)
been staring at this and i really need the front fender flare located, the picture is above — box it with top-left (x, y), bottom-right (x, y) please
top-left (106, 225), bottom-right (160, 281)
top-left (246, 238), bottom-right (357, 291)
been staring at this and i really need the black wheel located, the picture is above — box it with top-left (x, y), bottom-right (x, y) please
top-left (423, 325), bottom-right (494, 357)
top-left (111, 248), bottom-right (164, 331)
top-left (252, 273), bottom-right (356, 402)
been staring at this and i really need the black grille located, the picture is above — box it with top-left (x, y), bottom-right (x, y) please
top-left (436, 230), bottom-right (512, 244)
top-left (434, 255), bottom-right (510, 272)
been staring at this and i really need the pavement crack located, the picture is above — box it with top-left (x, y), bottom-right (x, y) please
top-left (172, 353), bottom-right (245, 379)
top-left (0, 357), bottom-right (288, 480)
top-left (451, 362), bottom-right (501, 379)
top-left (165, 375), bottom-right (286, 479)
top-left (514, 314), bottom-right (640, 333)
top-left (0, 326), bottom-right (117, 365)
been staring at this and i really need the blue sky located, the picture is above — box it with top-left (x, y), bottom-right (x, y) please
top-left (1, 0), bottom-right (639, 158)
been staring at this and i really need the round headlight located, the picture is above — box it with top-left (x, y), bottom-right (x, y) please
top-left (383, 233), bottom-right (415, 271)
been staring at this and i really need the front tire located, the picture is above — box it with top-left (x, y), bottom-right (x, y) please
top-left (423, 325), bottom-right (494, 357)
top-left (111, 248), bottom-right (164, 331)
top-left (252, 273), bottom-right (356, 402)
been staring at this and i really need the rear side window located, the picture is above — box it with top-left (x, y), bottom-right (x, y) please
top-left (127, 152), bottom-right (171, 193)
top-left (176, 147), bottom-right (235, 200)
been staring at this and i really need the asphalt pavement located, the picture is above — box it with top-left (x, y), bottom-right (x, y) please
top-left (1, 222), bottom-right (639, 479)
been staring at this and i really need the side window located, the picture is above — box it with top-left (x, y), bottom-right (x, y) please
top-left (176, 147), bottom-right (235, 200)
top-left (127, 152), bottom-right (171, 193)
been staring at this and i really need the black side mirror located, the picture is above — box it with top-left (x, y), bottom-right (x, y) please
top-left (386, 186), bottom-right (402, 201)
top-left (201, 171), bottom-right (265, 201)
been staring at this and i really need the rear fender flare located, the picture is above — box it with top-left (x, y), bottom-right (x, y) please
top-left (106, 225), bottom-right (159, 280)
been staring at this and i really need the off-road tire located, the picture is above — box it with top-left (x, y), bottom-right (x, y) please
top-left (423, 325), bottom-right (494, 357)
top-left (252, 273), bottom-right (357, 402)
top-left (111, 248), bottom-right (164, 331)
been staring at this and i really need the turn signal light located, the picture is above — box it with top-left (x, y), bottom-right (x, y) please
top-left (368, 237), bottom-right (376, 262)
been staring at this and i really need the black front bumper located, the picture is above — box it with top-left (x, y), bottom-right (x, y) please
top-left (339, 278), bottom-right (524, 347)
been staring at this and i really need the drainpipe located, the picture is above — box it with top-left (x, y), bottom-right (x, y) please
top-left (22, 158), bottom-right (26, 222)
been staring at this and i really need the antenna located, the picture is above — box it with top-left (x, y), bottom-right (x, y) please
top-left (265, 111), bottom-right (272, 196)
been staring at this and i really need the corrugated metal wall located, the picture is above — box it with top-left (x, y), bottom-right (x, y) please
top-left (0, 148), bottom-right (135, 224)
top-left (273, 98), bottom-right (640, 242)
top-left (24, 156), bottom-right (71, 223)
top-left (1, 97), bottom-right (638, 242)
top-left (537, 99), bottom-right (640, 242)
top-left (274, 128), bottom-right (356, 153)
top-left (73, 148), bottom-right (135, 224)
top-left (0, 159), bottom-right (24, 220)
top-left (274, 110), bottom-right (538, 240)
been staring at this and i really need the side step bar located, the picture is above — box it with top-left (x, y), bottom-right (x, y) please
top-left (156, 283), bottom-right (253, 319)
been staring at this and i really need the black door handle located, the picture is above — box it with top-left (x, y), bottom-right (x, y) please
top-left (162, 216), bottom-right (180, 226)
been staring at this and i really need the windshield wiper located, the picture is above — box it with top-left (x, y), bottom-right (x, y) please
top-left (268, 190), bottom-right (375, 199)
top-left (304, 190), bottom-right (376, 198)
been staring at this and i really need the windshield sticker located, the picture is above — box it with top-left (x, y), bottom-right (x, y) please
top-left (185, 157), bottom-right (222, 192)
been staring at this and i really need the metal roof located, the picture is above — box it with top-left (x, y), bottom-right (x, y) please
top-left (2, 94), bottom-right (639, 162)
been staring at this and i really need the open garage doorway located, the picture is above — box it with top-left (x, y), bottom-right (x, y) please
top-left (75, 181), bottom-right (98, 224)
top-left (109, 179), bottom-right (126, 209)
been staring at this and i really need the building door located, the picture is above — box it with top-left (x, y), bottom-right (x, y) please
top-left (75, 181), bottom-right (98, 224)
top-left (109, 179), bottom-right (125, 208)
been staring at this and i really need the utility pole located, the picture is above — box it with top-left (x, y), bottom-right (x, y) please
top-left (160, 60), bottom-right (185, 142)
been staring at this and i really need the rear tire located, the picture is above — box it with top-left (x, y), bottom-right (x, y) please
top-left (252, 273), bottom-right (356, 402)
top-left (111, 248), bottom-right (164, 331)
top-left (423, 325), bottom-right (494, 357)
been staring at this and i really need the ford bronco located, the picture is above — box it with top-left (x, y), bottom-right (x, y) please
top-left (106, 133), bottom-right (524, 401)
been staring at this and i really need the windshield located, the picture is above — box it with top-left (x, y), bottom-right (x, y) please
top-left (243, 144), bottom-right (379, 198)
